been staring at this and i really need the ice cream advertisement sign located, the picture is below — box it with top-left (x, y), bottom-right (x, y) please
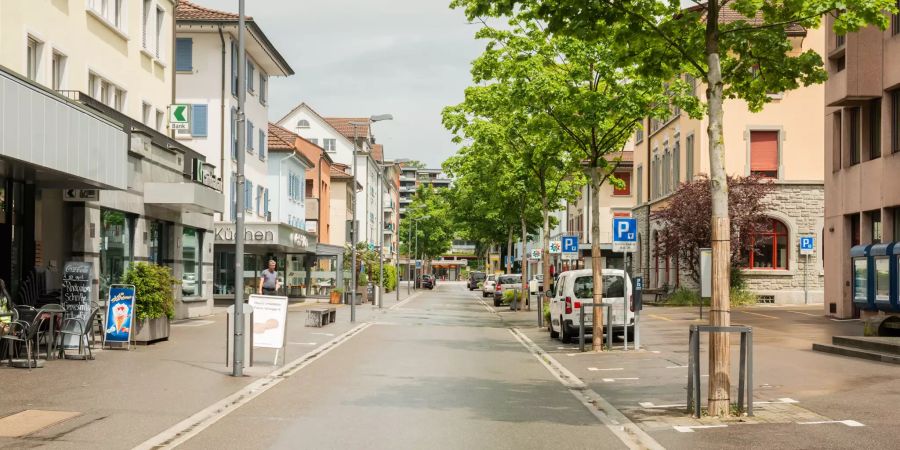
top-left (105, 286), bottom-right (135, 344)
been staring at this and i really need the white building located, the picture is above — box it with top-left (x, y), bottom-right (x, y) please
top-left (277, 103), bottom-right (384, 247)
top-left (174, 1), bottom-right (315, 300)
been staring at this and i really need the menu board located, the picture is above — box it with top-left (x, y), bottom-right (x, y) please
top-left (61, 261), bottom-right (94, 348)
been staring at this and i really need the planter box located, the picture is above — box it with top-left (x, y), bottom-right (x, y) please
top-left (133, 317), bottom-right (170, 344)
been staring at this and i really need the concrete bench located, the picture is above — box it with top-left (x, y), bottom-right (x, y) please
top-left (306, 307), bottom-right (337, 327)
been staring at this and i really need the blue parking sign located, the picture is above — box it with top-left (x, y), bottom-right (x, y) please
top-left (612, 218), bottom-right (637, 253)
top-left (800, 236), bottom-right (815, 255)
top-left (562, 236), bottom-right (579, 253)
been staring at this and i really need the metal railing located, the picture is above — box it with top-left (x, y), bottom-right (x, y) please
top-left (578, 302), bottom-right (614, 352)
top-left (687, 325), bottom-right (754, 418)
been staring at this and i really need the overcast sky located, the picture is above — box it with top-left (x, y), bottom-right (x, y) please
top-left (197, 0), bottom-right (484, 168)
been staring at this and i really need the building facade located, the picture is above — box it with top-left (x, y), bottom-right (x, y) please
top-left (823, 10), bottom-right (900, 318)
top-left (0, 0), bottom-right (223, 318)
top-left (632, 25), bottom-right (826, 304)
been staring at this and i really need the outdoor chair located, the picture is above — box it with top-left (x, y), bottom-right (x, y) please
top-left (1, 313), bottom-right (43, 369)
top-left (58, 305), bottom-right (100, 360)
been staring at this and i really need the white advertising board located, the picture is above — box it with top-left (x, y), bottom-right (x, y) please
top-left (248, 295), bottom-right (289, 349)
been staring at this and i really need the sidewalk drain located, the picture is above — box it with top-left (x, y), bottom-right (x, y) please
top-left (0, 410), bottom-right (81, 437)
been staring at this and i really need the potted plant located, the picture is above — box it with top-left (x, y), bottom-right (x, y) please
top-left (122, 262), bottom-right (177, 344)
top-left (356, 272), bottom-right (368, 304)
top-left (330, 287), bottom-right (344, 305)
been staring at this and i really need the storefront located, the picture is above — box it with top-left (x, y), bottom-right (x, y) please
top-left (213, 222), bottom-right (317, 300)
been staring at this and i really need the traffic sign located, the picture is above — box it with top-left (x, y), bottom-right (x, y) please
top-left (562, 236), bottom-right (579, 253)
top-left (612, 218), bottom-right (637, 253)
top-left (169, 104), bottom-right (190, 130)
top-left (800, 236), bottom-right (815, 255)
top-left (549, 241), bottom-right (562, 254)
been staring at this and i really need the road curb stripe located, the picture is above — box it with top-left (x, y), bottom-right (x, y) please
top-left (134, 322), bottom-right (373, 449)
top-left (508, 327), bottom-right (665, 450)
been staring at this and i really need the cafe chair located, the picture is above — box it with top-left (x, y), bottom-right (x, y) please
top-left (1, 316), bottom-right (41, 369)
top-left (58, 305), bottom-right (100, 361)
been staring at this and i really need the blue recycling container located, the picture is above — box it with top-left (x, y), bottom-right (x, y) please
top-left (850, 245), bottom-right (875, 311)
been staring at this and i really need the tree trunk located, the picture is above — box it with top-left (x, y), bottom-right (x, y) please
top-left (521, 207), bottom-right (529, 311)
top-left (590, 167), bottom-right (604, 352)
top-left (506, 228), bottom-right (513, 274)
top-left (705, 1), bottom-right (732, 417)
top-left (542, 195), bottom-right (551, 323)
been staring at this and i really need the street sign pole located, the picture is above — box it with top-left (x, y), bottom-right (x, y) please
top-left (232, 0), bottom-right (247, 377)
top-left (804, 253), bottom-right (809, 305)
top-left (623, 248), bottom-right (628, 351)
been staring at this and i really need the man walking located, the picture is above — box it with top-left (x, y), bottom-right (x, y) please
top-left (258, 259), bottom-right (281, 295)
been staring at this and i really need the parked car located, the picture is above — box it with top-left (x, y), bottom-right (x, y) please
top-left (481, 274), bottom-right (497, 297)
top-left (467, 272), bottom-right (486, 291)
top-left (547, 269), bottom-right (633, 343)
top-left (493, 274), bottom-right (523, 307)
top-left (416, 274), bottom-right (435, 290)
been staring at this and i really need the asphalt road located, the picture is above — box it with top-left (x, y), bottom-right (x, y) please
top-left (179, 283), bottom-right (630, 450)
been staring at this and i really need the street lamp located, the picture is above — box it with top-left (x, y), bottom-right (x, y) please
top-left (349, 114), bottom-right (392, 322)
top-left (408, 215), bottom-right (430, 293)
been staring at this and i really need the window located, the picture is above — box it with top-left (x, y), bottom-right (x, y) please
top-left (635, 126), bottom-right (643, 143)
top-left (99, 209), bottom-right (135, 298)
top-left (26, 37), bottom-right (40, 82)
top-left (148, 221), bottom-right (167, 265)
top-left (662, 148), bottom-right (670, 194)
top-left (246, 59), bottom-right (255, 93)
top-left (155, 7), bottom-right (164, 58)
top-left (868, 210), bottom-right (882, 244)
top-left (142, 0), bottom-right (151, 49)
top-left (869, 99), bottom-right (881, 159)
top-left (893, 1), bottom-right (900, 36)
top-left (175, 38), bottom-right (193, 72)
top-left (296, 119), bottom-right (310, 129)
top-left (673, 141), bottom-right (681, 187)
top-left (743, 218), bottom-right (789, 270)
top-left (323, 138), bottom-right (336, 152)
top-left (636, 166), bottom-right (643, 204)
top-left (231, 108), bottom-right (238, 159)
top-left (156, 109), bottom-right (164, 132)
top-left (832, 54), bottom-right (846, 72)
top-left (191, 104), bottom-right (208, 137)
top-left (850, 107), bottom-right (861, 165)
top-left (259, 129), bottom-right (266, 161)
top-left (894, 208), bottom-right (900, 243)
top-left (892, 90), bottom-right (900, 153)
top-left (686, 135), bottom-right (694, 180)
top-left (305, 179), bottom-right (314, 198)
top-left (88, 0), bottom-right (125, 31)
top-left (259, 74), bottom-right (267, 105)
top-left (750, 130), bottom-right (779, 178)
top-left (142, 102), bottom-right (151, 125)
top-left (836, 33), bottom-right (845, 48)
top-left (247, 121), bottom-right (254, 152)
top-left (245, 180), bottom-right (253, 212)
top-left (51, 51), bottom-right (66, 90)
top-left (182, 227), bottom-right (202, 297)
top-left (833, 111), bottom-right (843, 169)
top-left (307, 138), bottom-right (318, 146)
top-left (613, 171), bottom-right (631, 196)
top-left (90, 72), bottom-right (126, 111)
top-left (850, 213), bottom-right (861, 247)
top-left (231, 41), bottom-right (238, 96)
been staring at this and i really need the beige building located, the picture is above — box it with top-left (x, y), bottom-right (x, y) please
top-left (632, 25), bottom-right (826, 304)
top-left (823, 11), bottom-right (900, 319)
top-left (0, 0), bottom-right (222, 320)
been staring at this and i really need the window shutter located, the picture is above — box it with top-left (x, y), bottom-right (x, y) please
top-left (231, 41), bottom-right (238, 96)
top-left (246, 180), bottom-right (253, 211)
top-left (230, 172), bottom-right (237, 221)
top-left (264, 188), bottom-right (270, 216)
top-left (230, 108), bottom-right (237, 159)
top-left (750, 131), bottom-right (779, 174)
top-left (191, 104), bottom-right (208, 137)
top-left (175, 38), bottom-right (193, 71)
top-left (259, 129), bottom-right (266, 160)
top-left (247, 121), bottom-right (254, 151)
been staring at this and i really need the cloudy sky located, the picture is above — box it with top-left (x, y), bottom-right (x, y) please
top-left (197, 0), bottom-right (485, 168)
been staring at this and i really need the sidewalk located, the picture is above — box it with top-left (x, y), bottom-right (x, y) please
top-left (0, 287), bottom-right (413, 449)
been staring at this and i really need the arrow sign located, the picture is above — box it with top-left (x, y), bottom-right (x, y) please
top-left (173, 105), bottom-right (187, 122)
top-left (169, 104), bottom-right (190, 130)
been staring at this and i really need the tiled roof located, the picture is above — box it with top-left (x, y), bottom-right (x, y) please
top-left (175, 0), bottom-right (249, 21)
top-left (330, 165), bottom-right (353, 179)
top-left (267, 123), bottom-right (298, 150)
top-left (324, 118), bottom-right (370, 140)
top-left (687, 3), bottom-right (805, 35)
top-left (372, 144), bottom-right (384, 162)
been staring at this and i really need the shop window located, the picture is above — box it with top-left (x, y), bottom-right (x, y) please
top-left (100, 209), bottom-right (135, 298)
top-left (182, 227), bottom-right (202, 297)
top-left (743, 218), bottom-right (789, 270)
top-left (750, 131), bottom-right (779, 178)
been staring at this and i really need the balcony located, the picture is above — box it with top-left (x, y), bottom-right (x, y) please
top-left (825, 25), bottom-right (884, 107)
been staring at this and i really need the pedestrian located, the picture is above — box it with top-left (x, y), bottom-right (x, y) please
top-left (258, 259), bottom-right (281, 295)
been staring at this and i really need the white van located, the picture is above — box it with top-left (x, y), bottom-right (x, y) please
top-left (548, 269), bottom-right (633, 343)
top-left (481, 274), bottom-right (497, 297)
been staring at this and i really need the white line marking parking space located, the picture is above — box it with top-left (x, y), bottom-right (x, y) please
top-left (508, 327), bottom-right (664, 450)
top-left (602, 377), bottom-right (639, 382)
top-left (135, 322), bottom-right (373, 450)
top-left (674, 425), bottom-right (728, 433)
top-left (798, 420), bottom-right (864, 427)
top-left (588, 367), bottom-right (624, 371)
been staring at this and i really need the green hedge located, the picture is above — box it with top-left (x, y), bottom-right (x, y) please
top-left (122, 263), bottom-right (177, 320)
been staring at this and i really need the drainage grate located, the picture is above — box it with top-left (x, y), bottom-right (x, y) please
top-left (757, 295), bottom-right (775, 304)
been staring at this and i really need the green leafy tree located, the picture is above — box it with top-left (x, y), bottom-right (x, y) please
top-left (452, 0), bottom-right (896, 417)
top-left (399, 185), bottom-right (454, 273)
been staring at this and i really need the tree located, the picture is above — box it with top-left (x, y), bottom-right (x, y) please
top-left (402, 160), bottom-right (428, 170)
top-left (448, 5), bottom-right (675, 343)
top-left (399, 184), bottom-right (454, 274)
top-left (453, 0), bottom-right (896, 416)
top-left (652, 175), bottom-right (773, 284)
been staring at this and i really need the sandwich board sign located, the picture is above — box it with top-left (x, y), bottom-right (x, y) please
top-left (104, 285), bottom-right (136, 350)
top-left (249, 294), bottom-right (289, 366)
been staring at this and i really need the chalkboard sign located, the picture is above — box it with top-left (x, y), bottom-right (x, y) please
top-left (61, 261), bottom-right (94, 349)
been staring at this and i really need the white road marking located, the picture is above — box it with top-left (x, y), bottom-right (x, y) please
top-left (735, 310), bottom-right (779, 319)
top-left (830, 318), bottom-right (860, 322)
top-left (650, 350), bottom-right (661, 354)
top-left (666, 365), bottom-right (687, 369)
top-left (639, 402), bottom-right (687, 409)
top-left (787, 311), bottom-right (821, 317)
top-left (509, 328), bottom-right (664, 450)
top-left (673, 425), bottom-right (728, 433)
top-left (134, 322), bottom-right (373, 450)
top-left (287, 342), bottom-right (317, 346)
top-left (388, 290), bottom-right (425, 311)
top-left (602, 377), bottom-right (639, 382)
top-left (310, 332), bottom-right (334, 337)
top-left (588, 367), bottom-right (623, 371)
top-left (798, 420), bottom-right (864, 427)
top-left (171, 320), bottom-right (215, 327)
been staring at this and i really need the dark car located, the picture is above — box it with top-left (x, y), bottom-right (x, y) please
top-left (467, 272), bottom-right (486, 290)
top-left (416, 274), bottom-right (435, 289)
